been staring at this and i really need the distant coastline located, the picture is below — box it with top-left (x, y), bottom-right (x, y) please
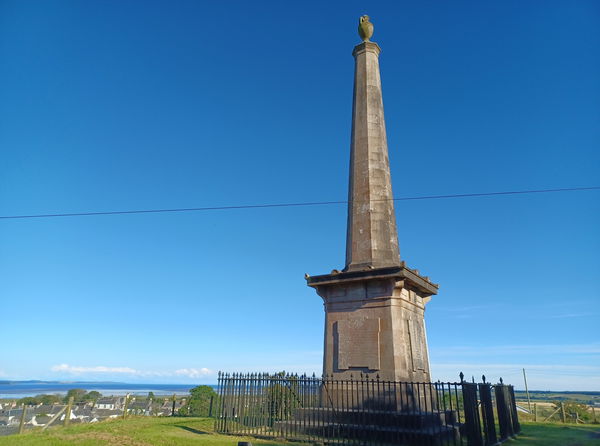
top-left (0, 381), bottom-right (214, 398)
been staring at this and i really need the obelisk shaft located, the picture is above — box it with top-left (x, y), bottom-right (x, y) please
top-left (345, 42), bottom-right (400, 271)
top-left (307, 18), bottom-right (438, 401)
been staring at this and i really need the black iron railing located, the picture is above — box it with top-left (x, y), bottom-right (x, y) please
top-left (215, 372), bottom-right (520, 446)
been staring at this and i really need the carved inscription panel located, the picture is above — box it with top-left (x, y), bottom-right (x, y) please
top-left (407, 319), bottom-right (426, 371)
top-left (336, 318), bottom-right (380, 370)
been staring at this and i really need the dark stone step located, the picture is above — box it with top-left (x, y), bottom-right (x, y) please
top-left (273, 420), bottom-right (460, 446)
top-left (292, 407), bottom-right (457, 429)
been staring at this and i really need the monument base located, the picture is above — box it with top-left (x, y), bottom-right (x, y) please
top-left (307, 265), bottom-right (439, 389)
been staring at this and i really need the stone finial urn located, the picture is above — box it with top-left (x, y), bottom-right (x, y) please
top-left (358, 15), bottom-right (374, 42)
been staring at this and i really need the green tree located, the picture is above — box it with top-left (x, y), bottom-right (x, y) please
top-left (38, 394), bottom-right (61, 405)
top-left (82, 391), bottom-right (102, 402)
top-left (553, 401), bottom-right (593, 423)
top-left (266, 373), bottom-right (301, 422)
top-left (17, 394), bottom-right (61, 405)
top-left (63, 389), bottom-right (87, 403)
top-left (179, 386), bottom-right (217, 417)
top-left (17, 396), bottom-right (38, 405)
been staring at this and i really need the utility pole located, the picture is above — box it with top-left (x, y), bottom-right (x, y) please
top-left (522, 368), bottom-right (532, 412)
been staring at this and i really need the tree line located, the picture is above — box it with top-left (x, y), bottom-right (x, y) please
top-left (17, 389), bottom-right (102, 405)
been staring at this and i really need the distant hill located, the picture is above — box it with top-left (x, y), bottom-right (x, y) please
top-left (0, 380), bottom-right (123, 385)
top-left (514, 390), bottom-right (600, 405)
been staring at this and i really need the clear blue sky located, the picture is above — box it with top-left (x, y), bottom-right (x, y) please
top-left (1, 0), bottom-right (598, 391)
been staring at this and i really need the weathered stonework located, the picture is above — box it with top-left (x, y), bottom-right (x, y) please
top-left (307, 37), bottom-right (439, 388)
top-left (345, 42), bottom-right (399, 272)
top-left (309, 266), bottom-right (437, 383)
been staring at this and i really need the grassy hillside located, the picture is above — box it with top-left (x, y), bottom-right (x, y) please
top-left (0, 417), bottom-right (287, 446)
top-left (516, 423), bottom-right (600, 446)
top-left (1, 417), bottom-right (598, 446)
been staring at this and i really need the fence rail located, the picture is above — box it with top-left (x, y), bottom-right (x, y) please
top-left (215, 372), bottom-right (520, 446)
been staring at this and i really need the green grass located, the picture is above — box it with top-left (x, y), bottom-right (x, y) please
top-left (1, 418), bottom-right (599, 446)
top-left (517, 422), bottom-right (600, 445)
top-left (0, 417), bottom-right (288, 446)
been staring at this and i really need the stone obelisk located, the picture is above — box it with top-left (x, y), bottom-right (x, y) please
top-left (307, 16), bottom-right (438, 384)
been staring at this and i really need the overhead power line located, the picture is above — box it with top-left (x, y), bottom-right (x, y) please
top-left (1, 186), bottom-right (598, 220)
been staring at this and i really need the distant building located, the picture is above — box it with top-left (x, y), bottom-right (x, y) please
top-left (95, 397), bottom-right (125, 411)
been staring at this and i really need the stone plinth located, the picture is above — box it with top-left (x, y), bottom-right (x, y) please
top-left (308, 265), bottom-right (438, 391)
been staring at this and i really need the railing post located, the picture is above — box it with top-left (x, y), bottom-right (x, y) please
top-left (495, 382), bottom-right (507, 440)
top-left (222, 373), bottom-right (229, 433)
top-left (494, 380), bottom-right (515, 440)
top-left (478, 377), bottom-right (497, 446)
top-left (461, 378), bottom-right (483, 446)
top-left (508, 385), bottom-right (521, 434)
